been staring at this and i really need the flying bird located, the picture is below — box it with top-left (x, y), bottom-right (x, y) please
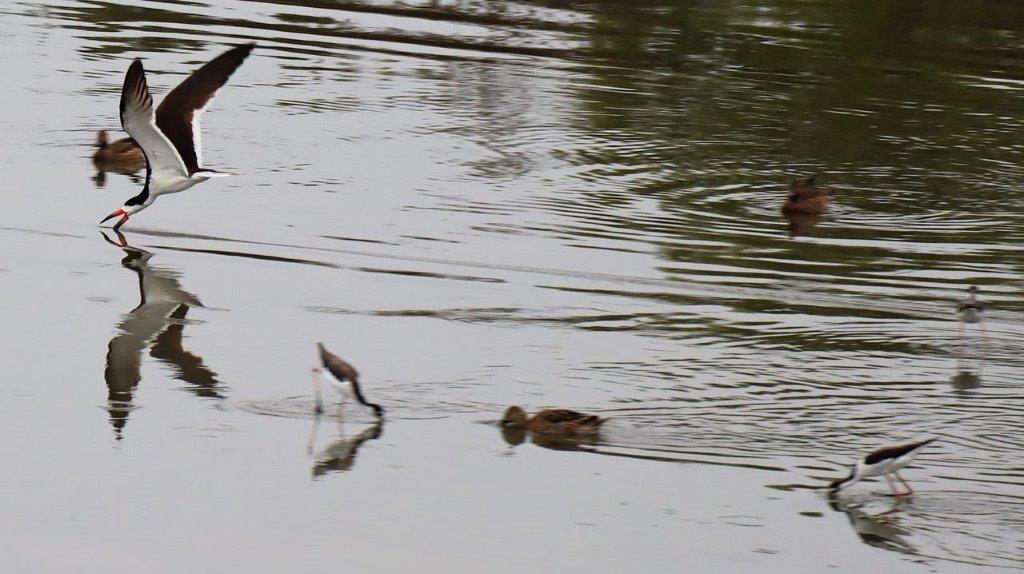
top-left (828, 438), bottom-right (936, 496)
top-left (100, 43), bottom-right (255, 231)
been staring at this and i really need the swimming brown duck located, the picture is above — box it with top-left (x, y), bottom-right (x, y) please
top-left (92, 130), bottom-right (145, 164)
top-left (781, 175), bottom-right (835, 215)
top-left (501, 406), bottom-right (605, 436)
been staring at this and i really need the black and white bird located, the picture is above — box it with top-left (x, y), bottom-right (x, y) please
top-left (828, 438), bottom-right (936, 496)
top-left (311, 344), bottom-right (384, 419)
top-left (100, 43), bottom-right (255, 231)
top-left (957, 286), bottom-right (988, 342)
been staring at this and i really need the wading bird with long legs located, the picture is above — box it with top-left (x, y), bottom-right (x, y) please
top-left (828, 438), bottom-right (936, 496)
top-left (311, 344), bottom-right (384, 420)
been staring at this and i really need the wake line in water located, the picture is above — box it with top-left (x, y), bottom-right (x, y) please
top-left (112, 226), bottom-right (1022, 328)
top-left (4, 224), bottom-right (1018, 330)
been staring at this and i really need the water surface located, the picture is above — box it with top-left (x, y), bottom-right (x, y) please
top-left (2, 0), bottom-right (1023, 571)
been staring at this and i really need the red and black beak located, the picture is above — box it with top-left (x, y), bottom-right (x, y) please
top-left (100, 209), bottom-right (129, 231)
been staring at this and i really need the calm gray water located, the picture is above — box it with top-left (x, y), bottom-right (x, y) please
top-left (1, 1), bottom-right (1023, 571)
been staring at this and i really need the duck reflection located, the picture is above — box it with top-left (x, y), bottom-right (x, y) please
top-left (828, 496), bottom-right (917, 554)
top-left (783, 212), bottom-right (825, 238)
top-left (102, 231), bottom-right (222, 438)
top-left (306, 415), bottom-right (384, 477)
top-left (499, 425), bottom-right (600, 452)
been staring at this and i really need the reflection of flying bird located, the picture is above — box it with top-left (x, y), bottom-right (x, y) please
top-left (956, 286), bottom-right (988, 343)
top-left (500, 406), bottom-right (605, 437)
top-left (100, 43), bottom-right (255, 231)
top-left (781, 175), bottom-right (835, 215)
top-left (312, 344), bottom-right (384, 419)
top-left (102, 231), bottom-right (221, 438)
top-left (829, 438), bottom-right (936, 496)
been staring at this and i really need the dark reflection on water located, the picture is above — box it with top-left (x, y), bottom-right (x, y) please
top-left (825, 492), bottom-right (1024, 569)
top-left (499, 425), bottom-right (600, 453)
top-left (828, 496), bottom-right (917, 555)
top-left (307, 416), bottom-right (384, 478)
top-left (102, 232), bottom-right (222, 438)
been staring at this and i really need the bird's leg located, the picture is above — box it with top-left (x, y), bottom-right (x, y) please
top-left (894, 471), bottom-right (914, 495)
top-left (884, 474), bottom-right (900, 497)
top-left (306, 412), bottom-right (322, 456)
top-left (980, 316), bottom-right (990, 345)
top-left (312, 368), bottom-right (324, 414)
top-left (336, 394), bottom-right (346, 421)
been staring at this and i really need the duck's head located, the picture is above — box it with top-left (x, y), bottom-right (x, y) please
top-left (501, 406), bottom-right (529, 429)
top-left (96, 130), bottom-right (109, 148)
top-left (790, 174), bottom-right (819, 192)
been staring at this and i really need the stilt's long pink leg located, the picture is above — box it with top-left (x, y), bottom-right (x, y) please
top-left (894, 471), bottom-right (914, 495)
top-left (884, 474), bottom-right (900, 497)
top-left (312, 368), bottom-right (324, 414)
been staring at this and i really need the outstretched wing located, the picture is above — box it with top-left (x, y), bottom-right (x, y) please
top-left (155, 43), bottom-right (254, 175)
top-left (120, 59), bottom-right (189, 180)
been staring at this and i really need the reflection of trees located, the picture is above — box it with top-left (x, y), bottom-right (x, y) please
top-left (575, 1), bottom-right (1024, 173)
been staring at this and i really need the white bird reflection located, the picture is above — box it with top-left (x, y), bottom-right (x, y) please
top-left (102, 231), bottom-right (222, 439)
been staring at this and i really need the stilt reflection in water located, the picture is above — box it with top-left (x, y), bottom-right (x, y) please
top-left (828, 497), bottom-right (917, 555)
top-left (101, 231), bottom-right (222, 439)
top-left (306, 415), bottom-right (384, 478)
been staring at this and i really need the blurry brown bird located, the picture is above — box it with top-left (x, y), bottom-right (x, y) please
top-left (92, 130), bottom-right (145, 164)
top-left (501, 406), bottom-right (605, 436)
top-left (781, 175), bottom-right (835, 214)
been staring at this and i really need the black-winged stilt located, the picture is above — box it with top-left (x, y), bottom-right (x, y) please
top-left (957, 286), bottom-right (988, 342)
top-left (828, 438), bottom-right (936, 496)
top-left (100, 43), bottom-right (255, 231)
top-left (312, 344), bottom-right (384, 419)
